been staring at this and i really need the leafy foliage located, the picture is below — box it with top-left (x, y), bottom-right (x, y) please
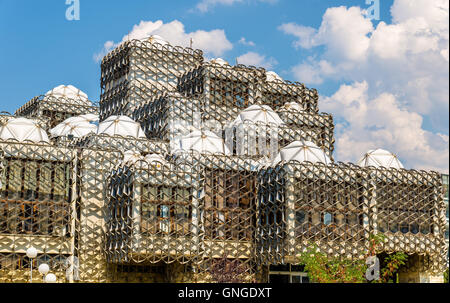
top-left (299, 246), bottom-right (366, 283)
top-left (299, 233), bottom-right (408, 283)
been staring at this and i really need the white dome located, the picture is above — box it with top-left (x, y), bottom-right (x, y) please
top-left (65, 114), bottom-right (99, 124)
top-left (283, 102), bottom-right (304, 112)
top-left (210, 58), bottom-right (229, 66)
top-left (50, 119), bottom-right (97, 138)
top-left (0, 117), bottom-right (50, 143)
top-left (97, 116), bottom-right (146, 138)
top-left (357, 149), bottom-right (404, 169)
top-left (180, 130), bottom-right (231, 155)
top-left (146, 35), bottom-right (169, 45)
top-left (266, 71), bottom-right (283, 82)
top-left (144, 154), bottom-right (169, 168)
top-left (45, 85), bottom-right (90, 104)
top-left (123, 150), bottom-right (142, 164)
top-left (272, 141), bottom-right (331, 165)
top-left (232, 105), bottom-right (285, 126)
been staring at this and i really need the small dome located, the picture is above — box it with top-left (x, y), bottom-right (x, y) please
top-left (210, 58), bottom-right (229, 66)
top-left (180, 130), bottom-right (231, 155)
top-left (50, 117), bottom-right (97, 138)
top-left (45, 85), bottom-right (90, 104)
top-left (266, 71), bottom-right (283, 82)
top-left (123, 150), bottom-right (142, 164)
top-left (357, 149), bottom-right (404, 169)
top-left (232, 104), bottom-right (285, 126)
top-left (283, 102), bottom-right (304, 112)
top-left (97, 116), bottom-right (146, 138)
top-left (144, 154), bottom-right (169, 168)
top-left (147, 35), bottom-right (169, 46)
top-left (0, 117), bottom-right (49, 143)
top-left (272, 141), bottom-right (331, 165)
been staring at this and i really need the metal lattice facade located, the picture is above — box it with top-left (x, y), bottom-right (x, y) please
top-left (0, 37), bottom-right (447, 283)
top-left (0, 142), bottom-right (77, 282)
top-left (257, 161), bottom-right (447, 275)
top-left (100, 40), bottom-right (204, 121)
top-left (15, 95), bottom-right (98, 129)
top-left (132, 92), bottom-right (334, 159)
top-left (105, 152), bottom-right (261, 282)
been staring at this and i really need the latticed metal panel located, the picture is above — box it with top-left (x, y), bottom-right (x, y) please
top-left (0, 141), bottom-right (77, 283)
top-left (100, 40), bottom-right (204, 121)
top-left (257, 161), bottom-right (447, 275)
top-left (74, 134), bottom-right (171, 282)
top-left (177, 62), bottom-right (319, 121)
top-left (73, 133), bottom-right (170, 155)
top-left (132, 92), bottom-right (335, 160)
top-left (224, 121), bottom-right (334, 160)
top-left (369, 167), bottom-right (447, 273)
top-left (105, 152), bottom-right (261, 282)
top-left (133, 92), bottom-right (203, 144)
top-left (15, 95), bottom-right (99, 129)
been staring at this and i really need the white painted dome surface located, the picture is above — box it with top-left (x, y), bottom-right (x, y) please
top-left (123, 150), bottom-right (143, 164)
top-left (45, 85), bottom-right (90, 105)
top-left (283, 102), bottom-right (304, 112)
top-left (0, 117), bottom-right (50, 143)
top-left (65, 114), bottom-right (99, 124)
top-left (273, 140), bottom-right (331, 165)
top-left (97, 116), bottom-right (146, 138)
top-left (146, 35), bottom-right (169, 45)
top-left (357, 149), bottom-right (404, 169)
top-left (50, 119), bottom-right (97, 138)
top-left (144, 154), bottom-right (169, 168)
top-left (180, 130), bottom-right (231, 155)
top-left (233, 105), bottom-right (285, 126)
top-left (210, 58), bottom-right (229, 66)
top-left (266, 71), bottom-right (283, 82)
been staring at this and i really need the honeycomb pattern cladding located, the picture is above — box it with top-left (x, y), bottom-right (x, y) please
top-left (100, 40), bottom-right (204, 121)
top-left (177, 62), bottom-right (320, 120)
top-left (0, 35), bottom-right (447, 283)
top-left (257, 161), bottom-right (447, 275)
top-left (0, 142), bottom-right (77, 282)
top-left (15, 95), bottom-right (99, 129)
top-left (105, 152), bottom-right (261, 282)
top-left (132, 92), bottom-right (334, 160)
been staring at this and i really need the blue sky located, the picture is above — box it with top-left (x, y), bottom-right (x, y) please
top-left (0, 0), bottom-right (448, 172)
top-left (0, 0), bottom-right (392, 112)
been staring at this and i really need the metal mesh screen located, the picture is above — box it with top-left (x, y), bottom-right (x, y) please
top-left (100, 40), bottom-right (204, 120)
top-left (15, 95), bottom-right (98, 129)
top-left (257, 161), bottom-right (447, 275)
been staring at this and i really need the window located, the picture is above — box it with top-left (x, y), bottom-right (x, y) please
top-left (0, 158), bottom-right (71, 236)
top-left (323, 212), bottom-right (332, 226)
top-left (295, 211), bottom-right (306, 224)
top-left (269, 264), bottom-right (309, 283)
top-left (204, 169), bottom-right (256, 240)
top-left (140, 185), bottom-right (192, 235)
top-left (210, 78), bottom-right (249, 109)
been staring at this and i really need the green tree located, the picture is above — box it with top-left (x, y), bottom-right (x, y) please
top-left (299, 233), bottom-right (408, 283)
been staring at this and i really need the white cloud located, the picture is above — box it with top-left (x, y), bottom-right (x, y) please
top-left (94, 20), bottom-right (233, 62)
top-left (322, 81), bottom-right (449, 173)
top-left (238, 37), bottom-right (255, 47)
top-left (280, 0), bottom-right (449, 172)
top-left (291, 59), bottom-right (336, 85)
top-left (280, 6), bottom-right (374, 61)
top-left (194, 0), bottom-right (277, 13)
top-left (236, 51), bottom-right (277, 69)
